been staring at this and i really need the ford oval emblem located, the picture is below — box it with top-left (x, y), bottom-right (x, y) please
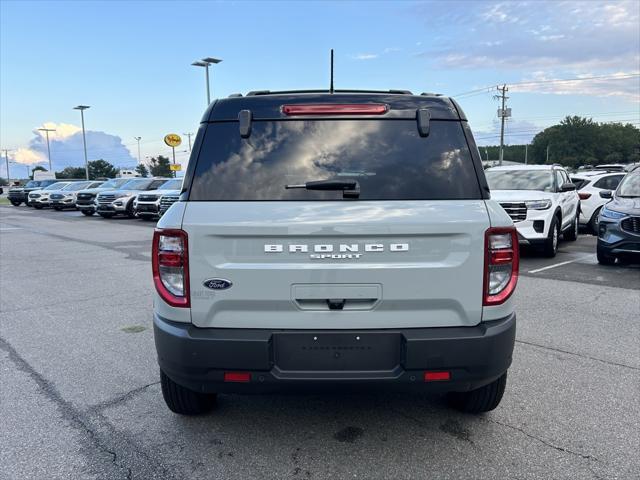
top-left (203, 278), bottom-right (233, 290)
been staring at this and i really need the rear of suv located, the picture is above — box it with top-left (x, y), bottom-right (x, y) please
top-left (153, 91), bottom-right (518, 415)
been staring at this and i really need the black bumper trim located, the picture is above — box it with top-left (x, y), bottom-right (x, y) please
top-left (154, 313), bottom-right (516, 393)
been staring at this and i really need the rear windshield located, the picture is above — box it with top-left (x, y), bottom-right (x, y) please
top-left (189, 120), bottom-right (481, 201)
top-left (570, 177), bottom-right (590, 190)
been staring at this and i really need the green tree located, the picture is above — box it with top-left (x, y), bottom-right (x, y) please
top-left (135, 163), bottom-right (149, 177)
top-left (88, 159), bottom-right (118, 179)
top-left (529, 117), bottom-right (640, 166)
top-left (56, 166), bottom-right (86, 179)
top-left (148, 155), bottom-right (172, 177)
top-left (0, 177), bottom-right (8, 186)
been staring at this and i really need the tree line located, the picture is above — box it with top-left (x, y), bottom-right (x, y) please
top-left (482, 116), bottom-right (639, 167)
top-left (41, 156), bottom-right (174, 179)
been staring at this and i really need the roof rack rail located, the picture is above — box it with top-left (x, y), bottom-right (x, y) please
top-left (420, 92), bottom-right (443, 97)
top-left (228, 93), bottom-right (243, 98)
top-left (245, 89), bottom-right (414, 96)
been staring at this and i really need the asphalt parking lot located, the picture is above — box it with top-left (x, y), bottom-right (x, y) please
top-left (1, 205), bottom-right (638, 480)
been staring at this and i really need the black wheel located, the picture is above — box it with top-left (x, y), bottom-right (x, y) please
top-left (81, 210), bottom-right (94, 216)
top-left (542, 216), bottom-right (560, 257)
top-left (160, 370), bottom-right (216, 415)
top-left (53, 206), bottom-right (62, 211)
top-left (588, 207), bottom-right (601, 234)
top-left (33, 204), bottom-right (43, 209)
top-left (447, 372), bottom-right (507, 414)
top-left (98, 212), bottom-right (114, 218)
top-left (564, 214), bottom-right (579, 241)
top-left (126, 202), bottom-right (136, 218)
top-left (10, 201), bottom-right (21, 207)
top-left (597, 244), bottom-right (616, 265)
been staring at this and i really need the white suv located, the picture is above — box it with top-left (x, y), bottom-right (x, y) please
top-left (570, 171), bottom-right (626, 232)
top-left (152, 90), bottom-right (518, 416)
top-left (486, 165), bottom-right (580, 257)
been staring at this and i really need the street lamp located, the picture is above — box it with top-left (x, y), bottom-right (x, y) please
top-left (73, 105), bottom-right (90, 179)
top-left (183, 132), bottom-right (194, 152)
top-left (191, 57), bottom-right (222, 105)
top-left (37, 128), bottom-right (56, 171)
top-left (134, 136), bottom-right (142, 164)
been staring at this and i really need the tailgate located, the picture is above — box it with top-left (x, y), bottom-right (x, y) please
top-left (183, 201), bottom-right (489, 329)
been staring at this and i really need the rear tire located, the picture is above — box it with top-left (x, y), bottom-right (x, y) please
top-left (447, 372), bottom-right (507, 414)
top-left (589, 207), bottom-right (601, 234)
top-left (542, 217), bottom-right (560, 257)
top-left (597, 245), bottom-right (616, 265)
top-left (160, 370), bottom-right (216, 415)
top-left (564, 214), bottom-right (579, 241)
top-left (81, 210), bottom-right (94, 216)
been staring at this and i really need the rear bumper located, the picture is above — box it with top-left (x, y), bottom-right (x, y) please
top-left (154, 312), bottom-right (516, 394)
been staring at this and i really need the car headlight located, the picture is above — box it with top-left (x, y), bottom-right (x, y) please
top-left (525, 199), bottom-right (552, 210)
top-left (601, 206), bottom-right (627, 220)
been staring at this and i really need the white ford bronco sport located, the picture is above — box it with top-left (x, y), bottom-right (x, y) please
top-left (152, 90), bottom-right (518, 415)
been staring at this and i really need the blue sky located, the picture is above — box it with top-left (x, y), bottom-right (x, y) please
top-left (1, 0), bottom-right (639, 176)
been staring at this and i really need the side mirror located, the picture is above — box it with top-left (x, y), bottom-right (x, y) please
top-left (560, 182), bottom-right (576, 192)
top-left (599, 190), bottom-right (613, 199)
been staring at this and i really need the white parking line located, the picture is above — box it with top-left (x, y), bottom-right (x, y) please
top-left (528, 254), bottom-right (596, 274)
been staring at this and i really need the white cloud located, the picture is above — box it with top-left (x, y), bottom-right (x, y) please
top-left (352, 53), bottom-right (378, 60)
top-left (12, 148), bottom-right (46, 165)
top-left (37, 122), bottom-right (82, 140)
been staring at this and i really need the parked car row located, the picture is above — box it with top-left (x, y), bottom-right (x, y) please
top-left (6, 177), bottom-right (182, 220)
top-left (485, 164), bottom-right (639, 263)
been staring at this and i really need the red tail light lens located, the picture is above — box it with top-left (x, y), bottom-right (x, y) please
top-left (152, 229), bottom-right (190, 307)
top-left (224, 372), bottom-right (251, 383)
top-left (424, 371), bottom-right (451, 382)
top-left (282, 104), bottom-right (388, 115)
top-left (578, 192), bottom-right (591, 200)
top-left (484, 227), bottom-right (519, 306)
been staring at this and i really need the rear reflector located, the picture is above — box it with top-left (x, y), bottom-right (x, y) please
top-left (224, 372), bottom-right (251, 383)
top-left (579, 192), bottom-right (592, 200)
top-left (424, 371), bottom-right (451, 382)
top-left (282, 104), bottom-right (388, 115)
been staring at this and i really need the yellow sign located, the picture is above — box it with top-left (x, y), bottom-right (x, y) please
top-left (164, 133), bottom-right (182, 148)
top-left (169, 164), bottom-right (182, 171)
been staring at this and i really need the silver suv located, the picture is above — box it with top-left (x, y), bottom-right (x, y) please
top-left (152, 90), bottom-right (518, 415)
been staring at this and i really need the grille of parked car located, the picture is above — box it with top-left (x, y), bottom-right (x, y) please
top-left (138, 194), bottom-right (159, 202)
top-left (621, 216), bottom-right (640, 234)
top-left (50, 194), bottom-right (64, 200)
top-left (97, 194), bottom-right (116, 204)
top-left (499, 202), bottom-right (527, 222)
top-left (77, 193), bottom-right (95, 201)
top-left (159, 194), bottom-right (179, 214)
top-left (29, 193), bottom-right (41, 198)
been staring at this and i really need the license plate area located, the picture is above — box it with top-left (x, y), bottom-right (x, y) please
top-left (274, 332), bottom-right (401, 371)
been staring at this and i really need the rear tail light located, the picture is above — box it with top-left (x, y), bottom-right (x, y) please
top-left (424, 371), bottom-right (450, 382)
top-left (224, 372), bottom-right (251, 383)
top-left (282, 104), bottom-right (388, 115)
top-left (152, 229), bottom-right (190, 307)
top-left (578, 192), bottom-right (592, 200)
top-left (484, 227), bottom-right (519, 306)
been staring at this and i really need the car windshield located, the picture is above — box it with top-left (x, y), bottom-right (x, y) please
top-left (25, 181), bottom-right (41, 188)
top-left (44, 182), bottom-right (69, 190)
top-left (486, 170), bottom-right (554, 192)
top-left (64, 182), bottom-right (92, 191)
top-left (616, 173), bottom-right (640, 198)
top-left (120, 179), bottom-right (153, 190)
top-left (158, 179), bottom-right (181, 190)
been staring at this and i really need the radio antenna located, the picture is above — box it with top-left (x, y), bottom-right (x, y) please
top-left (330, 49), bottom-right (334, 94)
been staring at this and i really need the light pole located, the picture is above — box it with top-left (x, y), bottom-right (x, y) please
top-left (134, 136), bottom-right (142, 164)
top-left (191, 57), bottom-right (222, 105)
top-left (183, 132), bottom-right (194, 152)
top-left (74, 105), bottom-right (90, 179)
top-left (37, 128), bottom-right (56, 171)
top-left (3, 149), bottom-right (11, 185)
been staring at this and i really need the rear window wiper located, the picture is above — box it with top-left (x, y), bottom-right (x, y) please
top-left (285, 179), bottom-right (360, 198)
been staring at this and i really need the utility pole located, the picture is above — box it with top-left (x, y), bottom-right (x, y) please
top-left (74, 105), bottom-right (91, 179)
top-left (183, 132), bottom-right (194, 152)
top-left (546, 144), bottom-right (550, 163)
top-left (3, 149), bottom-right (10, 185)
top-left (495, 85), bottom-right (509, 166)
top-left (38, 128), bottom-right (56, 171)
top-left (525, 144), bottom-right (528, 165)
top-left (134, 137), bottom-right (142, 163)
